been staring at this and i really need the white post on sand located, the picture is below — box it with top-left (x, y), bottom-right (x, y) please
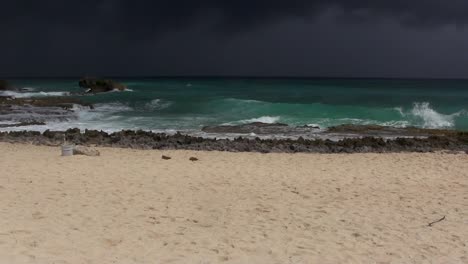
top-left (61, 134), bottom-right (74, 156)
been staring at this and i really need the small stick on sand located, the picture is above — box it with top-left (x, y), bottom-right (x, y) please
top-left (428, 216), bottom-right (446, 227)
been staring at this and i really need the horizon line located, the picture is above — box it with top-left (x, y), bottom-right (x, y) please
top-left (2, 75), bottom-right (468, 81)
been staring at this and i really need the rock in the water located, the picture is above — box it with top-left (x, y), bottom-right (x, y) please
top-left (202, 122), bottom-right (304, 135)
top-left (73, 145), bottom-right (100, 156)
top-left (79, 77), bottom-right (127, 93)
top-left (0, 96), bottom-right (93, 109)
top-left (326, 124), bottom-right (454, 137)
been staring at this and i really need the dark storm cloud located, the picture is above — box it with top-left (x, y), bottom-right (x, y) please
top-left (2, 0), bottom-right (468, 34)
top-left (1, 1), bottom-right (468, 78)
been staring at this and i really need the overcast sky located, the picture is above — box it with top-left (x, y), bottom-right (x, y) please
top-left (1, 0), bottom-right (468, 78)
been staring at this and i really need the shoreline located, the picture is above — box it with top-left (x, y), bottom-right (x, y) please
top-left (0, 143), bottom-right (467, 263)
top-left (1, 127), bottom-right (468, 154)
top-left (2, 81), bottom-right (468, 140)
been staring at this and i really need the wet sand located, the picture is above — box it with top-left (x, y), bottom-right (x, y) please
top-left (0, 142), bottom-right (467, 263)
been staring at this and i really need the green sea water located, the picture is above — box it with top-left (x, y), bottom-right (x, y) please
top-left (2, 78), bottom-right (468, 136)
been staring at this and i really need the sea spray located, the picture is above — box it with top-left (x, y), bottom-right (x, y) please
top-left (396, 102), bottom-right (466, 129)
top-left (0, 90), bottom-right (70, 98)
top-left (239, 116), bottom-right (281, 124)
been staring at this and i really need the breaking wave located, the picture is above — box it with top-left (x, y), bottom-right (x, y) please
top-left (239, 116), bottom-right (281, 124)
top-left (223, 116), bottom-right (281, 126)
top-left (0, 90), bottom-right (70, 98)
top-left (396, 102), bottom-right (466, 129)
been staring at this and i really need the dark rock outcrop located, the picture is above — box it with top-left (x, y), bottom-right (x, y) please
top-left (0, 97), bottom-right (93, 127)
top-left (0, 96), bottom-right (93, 109)
top-left (79, 77), bottom-right (127, 93)
top-left (1, 128), bottom-right (468, 154)
top-left (327, 124), bottom-right (455, 137)
top-left (202, 122), bottom-right (317, 135)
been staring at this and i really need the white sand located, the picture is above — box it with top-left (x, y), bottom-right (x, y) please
top-left (0, 142), bottom-right (467, 263)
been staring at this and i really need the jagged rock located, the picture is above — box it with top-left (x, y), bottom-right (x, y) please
top-left (66, 128), bottom-right (81, 135)
top-left (327, 124), bottom-right (455, 137)
top-left (1, 128), bottom-right (468, 154)
top-left (202, 122), bottom-right (315, 135)
top-left (73, 145), bottom-right (100, 156)
top-left (79, 77), bottom-right (127, 93)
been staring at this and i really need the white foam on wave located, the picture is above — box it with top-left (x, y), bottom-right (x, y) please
top-left (110, 88), bottom-right (134, 92)
top-left (0, 90), bottom-right (70, 98)
top-left (0, 120), bottom-right (18, 126)
top-left (380, 120), bottom-right (411, 127)
top-left (393, 107), bottom-right (405, 116)
top-left (397, 102), bottom-right (465, 129)
top-left (93, 102), bottom-right (134, 112)
top-left (223, 98), bottom-right (264, 104)
top-left (220, 116), bottom-right (281, 126)
top-left (144, 99), bottom-right (172, 111)
top-left (240, 116), bottom-right (281, 124)
top-left (305, 124), bottom-right (322, 128)
top-left (70, 103), bottom-right (133, 126)
top-left (18, 102), bottom-right (138, 133)
top-left (81, 88), bottom-right (134, 94)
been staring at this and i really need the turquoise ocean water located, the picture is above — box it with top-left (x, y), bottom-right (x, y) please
top-left (2, 78), bottom-right (468, 136)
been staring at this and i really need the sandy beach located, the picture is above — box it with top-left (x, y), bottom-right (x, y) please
top-left (0, 142), bottom-right (467, 263)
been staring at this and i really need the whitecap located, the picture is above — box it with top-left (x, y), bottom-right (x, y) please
top-left (0, 90), bottom-right (70, 98)
top-left (144, 99), bottom-right (172, 111)
top-left (398, 102), bottom-right (465, 129)
top-left (110, 88), bottom-right (134, 92)
top-left (380, 120), bottom-right (411, 128)
top-left (223, 98), bottom-right (264, 104)
top-left (305, 124), bottom-right (323, 129)
top-left (93, 102), bottom-right (134, 112)
top-left (238, 116), bottom-right (281, 124)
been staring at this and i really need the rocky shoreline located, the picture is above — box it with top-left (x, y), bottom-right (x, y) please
top-left (0, 77), bottom-right (120, 128)
top-left (1, 128), bottom-right (467, 154)
top-left (1, 78), bottom-right (468, 153)
top-left (0, 96), bottom-right (92, 127)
